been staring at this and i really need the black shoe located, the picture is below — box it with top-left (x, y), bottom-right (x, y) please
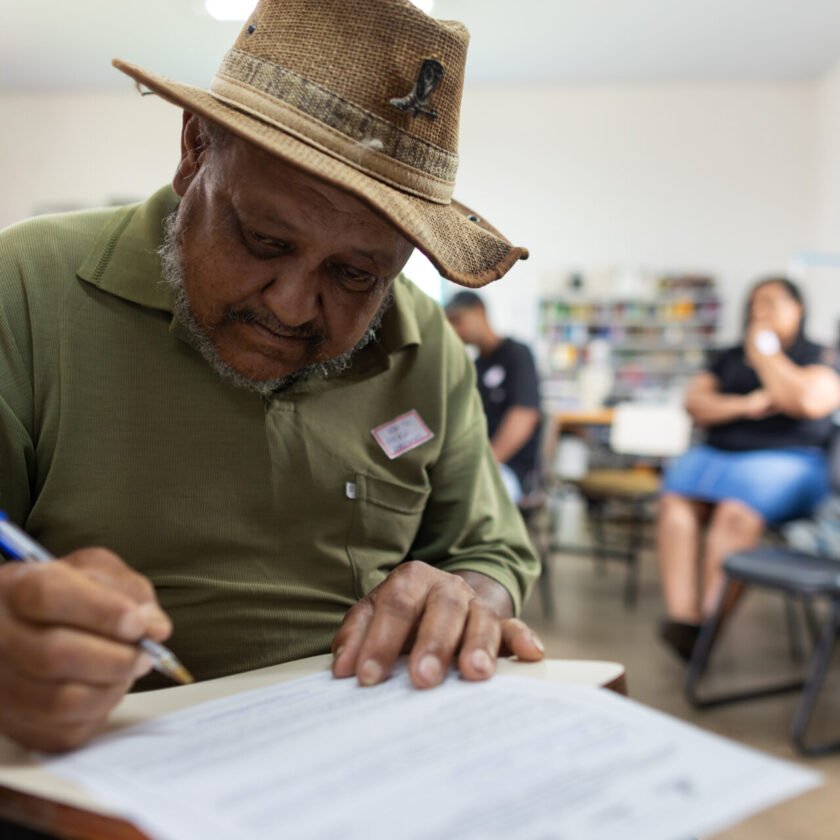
top-left (658, 619), bottom-right (701, 662)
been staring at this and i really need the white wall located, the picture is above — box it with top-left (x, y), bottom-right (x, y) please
top-left (452, 83), bottom-right (817, 344)
top-left (0, 92), bottom-right (182, 226)
top-left (782, 60), bottom-right (840, 346)
top-left (0, 82), bottom-right (829, 345)
top-left (815, 60), bottom-right (840, 251)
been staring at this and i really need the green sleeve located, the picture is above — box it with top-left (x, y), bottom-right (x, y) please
top-left (0, 225), bottom-right (37, 526)
top-left (410, 323), bottom-right (540, 616)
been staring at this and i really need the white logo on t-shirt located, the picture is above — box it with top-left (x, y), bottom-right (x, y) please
top-left (483, 365), bottom-right (506, 390)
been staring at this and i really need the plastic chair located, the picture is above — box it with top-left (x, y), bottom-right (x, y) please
top-left (685, 548), bottom-right (840, 755)
top-left (685, 427), bottom-right (840, 756)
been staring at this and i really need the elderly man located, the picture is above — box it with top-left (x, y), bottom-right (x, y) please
top-left (0, 0), bottom-right (541, 752)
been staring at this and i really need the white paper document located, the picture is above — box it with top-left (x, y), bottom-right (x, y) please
top-left (46, 668), bottom-right (820, 840)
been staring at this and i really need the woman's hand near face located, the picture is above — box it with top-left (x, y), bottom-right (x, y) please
top-left (744, 324), bottom-right (780, 369)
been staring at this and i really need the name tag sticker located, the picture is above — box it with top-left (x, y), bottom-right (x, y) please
top-left (372, 410), bottom-right (434, 460)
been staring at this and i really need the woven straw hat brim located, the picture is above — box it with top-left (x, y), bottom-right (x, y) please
top-left (114, 60), bottom-right (528, 288)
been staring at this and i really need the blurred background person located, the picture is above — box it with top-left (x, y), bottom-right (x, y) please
top-left (446, 292), bottom-right (541, 504)
top-left (657, 277), bottom-right (840, 660)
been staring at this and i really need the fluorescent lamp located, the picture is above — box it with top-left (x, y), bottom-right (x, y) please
top-left (205, 0), bottom-right (257, 22)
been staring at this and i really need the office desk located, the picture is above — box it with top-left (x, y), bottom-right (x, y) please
top-left (0, 655), bottom-right (626, 840)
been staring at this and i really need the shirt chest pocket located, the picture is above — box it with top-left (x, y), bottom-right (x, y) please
top-left (345, 473), bottom-right (430, 598)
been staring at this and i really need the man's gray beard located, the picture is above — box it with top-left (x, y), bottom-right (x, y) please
top-left (157, 211), bottom-right (392, 397)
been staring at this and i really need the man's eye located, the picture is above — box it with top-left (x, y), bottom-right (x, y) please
top-left (332, 264), bottom-right (378, 292)
top-left (249, 231), bottom-right (291, 253)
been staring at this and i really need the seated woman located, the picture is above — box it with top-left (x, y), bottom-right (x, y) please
top-left (657, 277), bottom-right (840, 660)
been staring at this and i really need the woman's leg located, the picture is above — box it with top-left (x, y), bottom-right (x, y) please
top-left (657, 493), bottom-right (709, 623)
top-left (700, 499), bottom-right (764, 617)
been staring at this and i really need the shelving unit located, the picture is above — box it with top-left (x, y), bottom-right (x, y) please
top-left (539, 275), bottom-right (721, 408)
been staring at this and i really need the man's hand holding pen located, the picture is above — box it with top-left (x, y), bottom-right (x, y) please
top-left (0, 549), bottom-right (172, 752)
top-left (0, 545), bottom-right (544, 752)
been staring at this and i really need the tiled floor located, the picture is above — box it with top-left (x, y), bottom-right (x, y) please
top-left (522, 546), bottom-right (840, 840)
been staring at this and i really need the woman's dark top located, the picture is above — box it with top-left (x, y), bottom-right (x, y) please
top-left (706, 336), bottom-right (836, 452)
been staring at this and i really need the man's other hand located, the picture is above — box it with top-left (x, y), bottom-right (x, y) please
top-left (0, 549), bottom-right (171, 752)
top-left (331, 561), bottom-right (544, 689)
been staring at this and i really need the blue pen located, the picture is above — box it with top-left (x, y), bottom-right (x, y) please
top-left (0, 512), bottom-right (193, 685)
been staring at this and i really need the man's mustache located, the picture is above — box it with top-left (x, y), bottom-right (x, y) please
top-left (224, 309), bottom-right (326, 344)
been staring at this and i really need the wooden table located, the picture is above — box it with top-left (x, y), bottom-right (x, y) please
top-left (555, 408), bottom-right (615, 429)
top-left (0, 655), bottom-right (626, 840)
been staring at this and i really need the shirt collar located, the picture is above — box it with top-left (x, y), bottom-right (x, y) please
top-left (76, 185), bottom-right (422, 356)
top-left (77, 185), bottom-right (179, 313)
top-left (375, 274), bottom-right (422, 355)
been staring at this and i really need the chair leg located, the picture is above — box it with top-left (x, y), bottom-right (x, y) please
top-left (623, 500), bottom-right (645, 609)
top-left (685, 579), bottom-right (733, 706)
top-left (537, 539), bottom-right (555, 622)
top-left (803, 598), bottom-right (822, 647)
top-left (784, 595), bottom-right (806, 664)
top-left (524, 507), bottom-right (555, 622)
top-left (590, 499), bottom-right (608, 576)
top-left (686, 579), bottom-right (805, 708)
top-left (791, 599), bottom-right (840, 756)
top-left (537, 563), bottom-right (554, 621)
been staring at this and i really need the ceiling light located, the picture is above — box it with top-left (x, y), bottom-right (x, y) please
top-left (205, 0), bottom-right (257, 22)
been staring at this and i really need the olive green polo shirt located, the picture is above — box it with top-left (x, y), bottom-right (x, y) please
top-left (0, 187), bottom-right (538, 683)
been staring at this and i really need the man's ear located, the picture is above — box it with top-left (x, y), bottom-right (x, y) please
top-left (173, 111), bottom-right (209, 197)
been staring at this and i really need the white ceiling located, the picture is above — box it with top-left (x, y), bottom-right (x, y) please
top-left (3, 0), bottom-right (840, 91)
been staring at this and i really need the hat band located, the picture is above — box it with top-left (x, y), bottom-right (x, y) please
top-left (209, 49), bottom-right (457, 204)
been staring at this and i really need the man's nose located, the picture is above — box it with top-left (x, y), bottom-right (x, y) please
top-left (260, 259), bottom-right (320, 327)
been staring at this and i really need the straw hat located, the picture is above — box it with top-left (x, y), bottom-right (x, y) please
top-left (113, 0), bottom-right (528, 288)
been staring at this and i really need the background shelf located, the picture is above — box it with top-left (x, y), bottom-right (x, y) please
top-left (538, 274), bottom-right (721, 408)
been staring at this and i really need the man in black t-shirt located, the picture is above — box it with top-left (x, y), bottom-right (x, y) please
top-left (446, 292), bottom-right (541, 502)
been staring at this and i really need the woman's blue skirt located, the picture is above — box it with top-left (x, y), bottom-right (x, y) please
top-left (661, 445), bottom-right (829, 523)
